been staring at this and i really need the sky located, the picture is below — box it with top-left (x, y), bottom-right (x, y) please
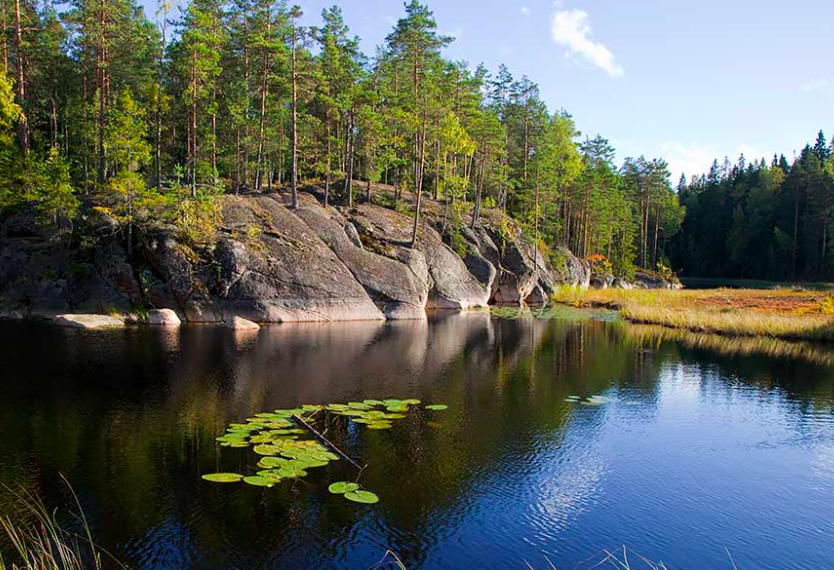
top-left (147, 0), bottom-right (834, 182)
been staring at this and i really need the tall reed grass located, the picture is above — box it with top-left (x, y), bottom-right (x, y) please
top-left (0, 477), bottom-right (121, 570)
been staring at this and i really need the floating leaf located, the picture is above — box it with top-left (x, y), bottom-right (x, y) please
top-left (363, 399), bottom-right (384, 406)
top-left (258, 457), bottom-right (287, 469)
top-left (344, 490), bottom-right (379, 504)
top-left (368, 421), bottom-right (393, 430)
top-left (202, 473), bottom-right (244, 483)
top-left (402, 399), bottom-right (421, 405)
top-left (386, 406), bottom-right (407, 413)
top-left (254, 445), bottom-right (281, 456)
top-left (362, 411), bottom-right (386, 420)
top-left (382, 413), bottom-right (406, 420)
top-left (328, 482), bottom-right (360, 494)
top-left (348, 402), bottom-right (370, 410)
top-left (243, 476), bottom-right (274, 487)
top-left (327, 404), bottom-right (349, 411)
top-left (336, 410), bottom-right (366, 417)
top-left (278, 467), bottom-right (308, 478)
top-left (383, 399), bottom-right (404, 407)
top-left (425, 404), bottom-right (448, 411)
top-left (351, 418), bottom-right (375, 425)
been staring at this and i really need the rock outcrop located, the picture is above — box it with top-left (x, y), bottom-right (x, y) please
top-left (590, 270), bottom-right (680, 290)
top-left (294, 196), bottom-right (430, 319)
top-left (0, 188), bottom-right (600, 324)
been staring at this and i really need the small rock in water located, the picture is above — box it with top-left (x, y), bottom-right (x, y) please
top-left (147, 309), bottom-right (181, 327)
top-left (224, 316), bottom-right (261, 331)
top-left (53, 314), bottom-right (124, 329)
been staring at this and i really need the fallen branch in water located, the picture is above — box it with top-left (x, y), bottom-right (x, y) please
top-left (291, 414), bottom-right (363, 471)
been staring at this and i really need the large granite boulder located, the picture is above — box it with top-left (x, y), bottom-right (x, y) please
top-left (294, 197), bottom-right (430, 319)
top-left (148, 194), bottom-right (386, 323)
top-left (347, 204), bottom-right (491, 310)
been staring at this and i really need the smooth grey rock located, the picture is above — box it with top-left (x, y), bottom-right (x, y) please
top-left (294, 199), bottom-right (429, 320)
top-left (224, 316), bottom-right (260, 330)
top-left (53, 314), bottom-right (124, 329)
top-left (147, 308), bottom-right (181, 326)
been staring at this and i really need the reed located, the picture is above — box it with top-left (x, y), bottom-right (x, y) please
top-left (0, 477), bottom-right (122, 570)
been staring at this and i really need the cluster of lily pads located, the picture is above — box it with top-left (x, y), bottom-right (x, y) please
top-left (325, 399), bottom-right (447, 429)
top-left (202, 399), bottom-right (448, 504)
top-left (328, 481), bottom-right (379, 504)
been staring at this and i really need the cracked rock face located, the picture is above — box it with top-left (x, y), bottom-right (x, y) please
top-left (0, 190), bottom-right (597, 323)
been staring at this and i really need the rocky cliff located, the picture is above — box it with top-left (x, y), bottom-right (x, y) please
top-left (0, 188), bottom-right (592, 323)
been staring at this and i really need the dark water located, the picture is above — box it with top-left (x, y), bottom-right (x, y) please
top-left (1, 314), bottom-right (834, 570)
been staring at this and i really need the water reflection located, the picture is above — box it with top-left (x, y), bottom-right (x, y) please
top-left (0, 316), bottom-right (833, 570)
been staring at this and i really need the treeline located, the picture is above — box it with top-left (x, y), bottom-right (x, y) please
top-left (0, 0), bottom-right (683, 277)
top-left (671, 132), bottom-right (834, 281)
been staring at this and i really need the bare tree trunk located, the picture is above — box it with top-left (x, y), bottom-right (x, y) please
top-left (346, 112), bottom-right (354, 207)
top-left (410, 106), bottom-right (428, 248)
top-left (324, 118), bottom-right (331, 208)
top-left (97, 0), bottom-right (107, 184)
top-left (13, 0), bottom-right (26, 158)
top-left (289, 17), bottom-right (299, 209)
top-left (190, 47), bottom-right (197, 198)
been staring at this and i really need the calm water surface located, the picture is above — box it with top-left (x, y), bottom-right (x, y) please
top-left (1, 314), bottom-right (834, 569)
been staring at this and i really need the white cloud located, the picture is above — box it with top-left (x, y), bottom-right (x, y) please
top-left (661, 142), bottom-right (772, 183)
top-left (550, 8), bottom-right (624, 78)
top-left (802, 78), bottom-right (834, 93)
top-left (521, 6), bottom-right (530, 16)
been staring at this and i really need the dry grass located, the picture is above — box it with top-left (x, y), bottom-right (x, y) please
top-left (0, 477), bottom-right (121, 570)
top-left (555, 287), bottom-right (834, 341)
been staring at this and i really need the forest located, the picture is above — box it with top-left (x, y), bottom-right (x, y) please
top-left (0, 0), bottom-right (830, 282)
top-left (671, 133), bottom-right (834, 281)
top-left (0, 0), bottom-right (688, 279)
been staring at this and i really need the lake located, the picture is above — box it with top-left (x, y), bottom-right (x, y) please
top-left (1, 313), bottom-right (833, 570)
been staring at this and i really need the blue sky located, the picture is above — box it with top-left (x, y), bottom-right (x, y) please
top-left (148, 0), bottom-right (834, 181)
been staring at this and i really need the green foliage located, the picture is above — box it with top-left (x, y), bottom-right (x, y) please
top-left (24, 148), bottom-right (80, 223)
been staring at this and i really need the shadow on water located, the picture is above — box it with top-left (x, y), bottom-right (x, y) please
top-left (0, 313), bottom-right (833, 569)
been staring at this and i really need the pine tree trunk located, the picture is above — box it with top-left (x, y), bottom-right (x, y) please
top-left (289, 20), bottom-right (298, 209)
top-left (97, 0), bottom-right (107, 184)
top-left (13, 0), bottom-right (26, 158)
top-left (190, 47), bottom-right (197, 198)
top-left (324, 118), bottom-right (331, 208)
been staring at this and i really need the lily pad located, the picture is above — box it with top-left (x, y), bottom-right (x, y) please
top-left (278, 467), bottom-right (308, 478)
top-left (202, 473), bottom-right (244, 483)
top-left (363, 399), bottom-right (384, 406)
top-left (344, 490), bottom-right (379, 504)
top-left (254, 445), bottom-right (281, 456)
top-left (368, 421), bottom-right (393, 430)
top-left (328, 481), bottom-right (360, 494)
top-left (425, 404), bottom-right (448, 411)
top-left (243, 476), bottom-right (274, 487)
top-left (258, 457), bottom-right (287, 468)
top-left (382, 413), bottom-right (406, 420)
top-left (402, 399), bottom-right (421, 405)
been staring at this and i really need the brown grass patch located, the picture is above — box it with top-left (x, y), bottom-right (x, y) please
top-left (555, 287), bottom-right (834, 341)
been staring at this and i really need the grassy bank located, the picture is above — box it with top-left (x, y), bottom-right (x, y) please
top-left (554, 287), bottom-right (834, 341)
